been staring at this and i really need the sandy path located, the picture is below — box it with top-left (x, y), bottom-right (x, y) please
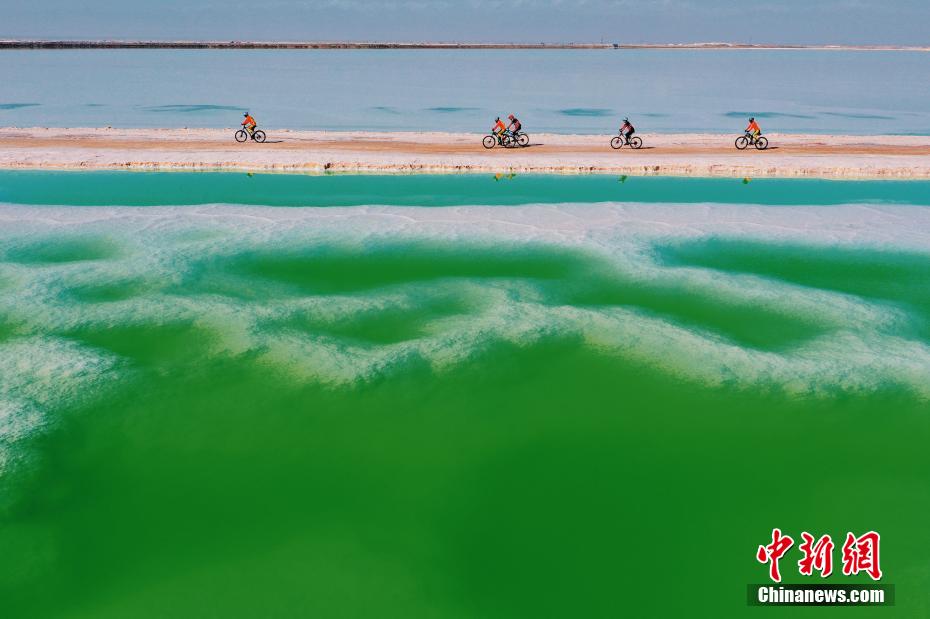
top-left (2, 127), bottom-right (929, 178)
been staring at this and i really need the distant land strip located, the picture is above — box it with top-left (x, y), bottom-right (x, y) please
top-left (2, 40), bottom-right (929, 51)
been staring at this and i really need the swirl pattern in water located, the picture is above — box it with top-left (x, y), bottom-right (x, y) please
top-left (1, 175), bottom-right (929, 617)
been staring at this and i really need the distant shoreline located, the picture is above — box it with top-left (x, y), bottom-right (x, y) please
top-left (2, 40), bottom-right (929, 51)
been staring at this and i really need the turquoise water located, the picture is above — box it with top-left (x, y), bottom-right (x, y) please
top-left (2, 173), bottom-right (930, 617)
top-left (2, 49), bottom-right (930, 134)
top-left (3, 171), bottom-right (930, 207)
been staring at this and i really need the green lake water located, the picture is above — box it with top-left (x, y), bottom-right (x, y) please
top-left (1, 172), bottom-right (929, 617)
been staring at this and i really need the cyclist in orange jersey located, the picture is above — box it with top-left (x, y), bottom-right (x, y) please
top-left (242, 112), bottom-right (257, 135)
top-left (492, 117), bottom-right (507, 142)
top-left (746, 117), bottom-right (761, 142)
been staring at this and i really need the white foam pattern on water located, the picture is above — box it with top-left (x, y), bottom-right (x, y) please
top-left (0, 337), bottom-right (119, 475)
top-left (2, 200), bottom-right (930, 473)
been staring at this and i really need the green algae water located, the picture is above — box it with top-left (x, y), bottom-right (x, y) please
top-left (2, 172), bottom-right (930, 617)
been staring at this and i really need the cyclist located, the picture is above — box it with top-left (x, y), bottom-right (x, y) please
top-left (620, 117), bottom-right (635, 144)
top-left (492, 117), bottom-right (507, 143)
top-left (745, 117), bottom-right (761, 143)
top-left (242, 112), bottom-right (258, 135)
top-left (507, 114), bottom-right (522, 135)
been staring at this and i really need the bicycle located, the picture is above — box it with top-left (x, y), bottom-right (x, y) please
top-left (735, 131), bottom-right (768, 150)
top-left (509, 131), bottom-right (530, 147)
top-left (235, 127), bottom-right (266, 143)
top-left (610, 133), bottom-right (643, 149)
top-left (483, 130), bottom-right (530, 149)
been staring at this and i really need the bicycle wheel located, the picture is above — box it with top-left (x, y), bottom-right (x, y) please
top-left (517, 132), bottom-right (529, 147)
top-left (735, 136), bottom-right (749, 150)
top-left (610, 136), bottom-right (623, 149)
top-left (629, 136), bottom-right (643, 149)
top-left (483, 135), bottom-right (497, 149)
top-left (755, 136), bottom-right (769, 150)
top-left (252, 130), bottom-right (266, 143)
top-left (235, 130), bottom-right (248, 143)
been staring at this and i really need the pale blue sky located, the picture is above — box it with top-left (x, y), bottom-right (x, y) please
top-left (4, 0), bottom-right (930, 45)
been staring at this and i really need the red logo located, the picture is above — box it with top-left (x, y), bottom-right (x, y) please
top-left (757, 529), bottom-right (882, 582)
top-left (798, 532), bottom-right (834, 578)
top-left (842, 531), bottom-right (883, 581)
top-left (756, 528), bottom-right (794, 583)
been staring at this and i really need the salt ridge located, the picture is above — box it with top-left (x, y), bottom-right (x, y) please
top-left (2, 128), bottom-right (929, 179)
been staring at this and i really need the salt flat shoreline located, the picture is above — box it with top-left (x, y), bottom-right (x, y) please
top-left (1, 127), bottom-right (929, 179)
top-left (3, 41), bottom-right (929, 51)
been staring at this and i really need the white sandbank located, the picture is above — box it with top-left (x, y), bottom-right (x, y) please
top-left (1, 127), bottom-right (929, 179)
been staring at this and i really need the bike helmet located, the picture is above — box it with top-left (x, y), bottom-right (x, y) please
top-left (244, 113), bottom-right (249, 117)
top-left (508, 114), bottom-right (515, 120)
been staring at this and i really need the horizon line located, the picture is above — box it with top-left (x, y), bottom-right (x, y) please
top-left (2, 40), bottom-right (929, 51)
